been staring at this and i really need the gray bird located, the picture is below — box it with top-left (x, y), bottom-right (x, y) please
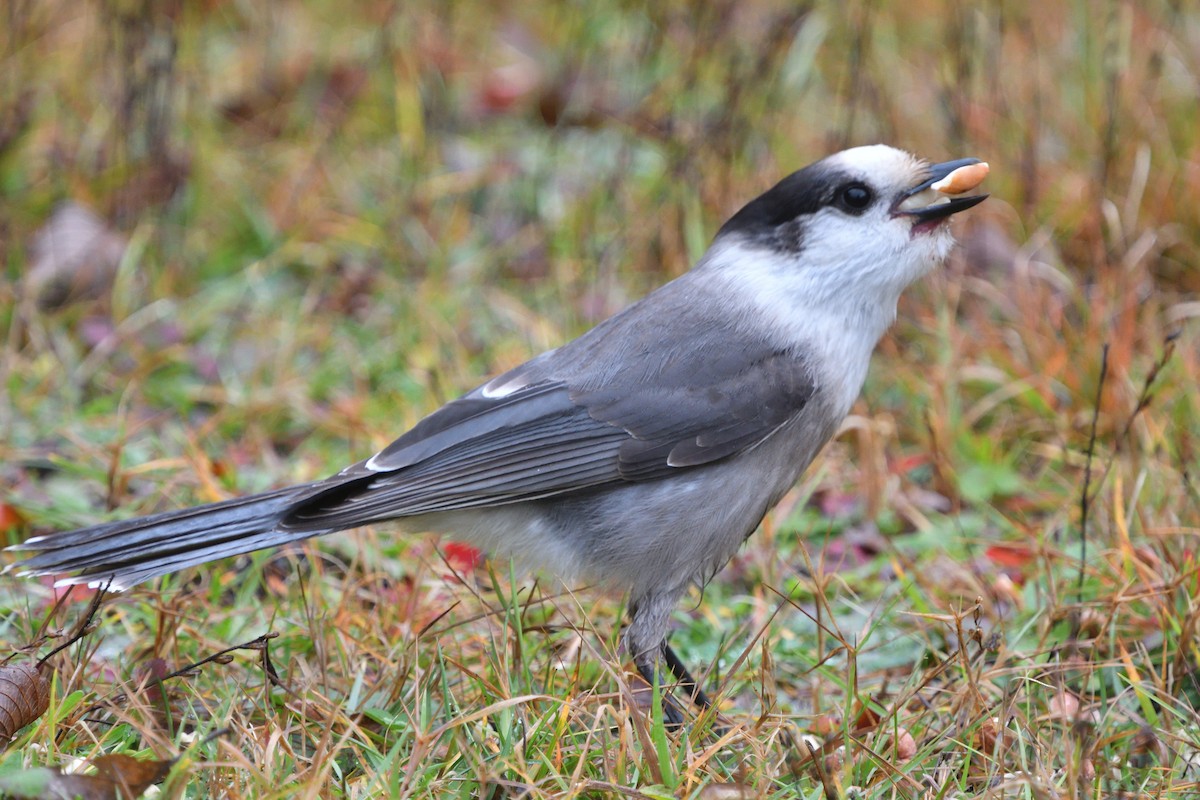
top-left (9, 145), bottom-right (988, 721)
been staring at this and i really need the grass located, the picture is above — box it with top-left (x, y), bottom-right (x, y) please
top-left (2, 0), bottom-right (1200, 796)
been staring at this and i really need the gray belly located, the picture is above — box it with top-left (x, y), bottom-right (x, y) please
top-left (409, 398), bottom-right (843, 600)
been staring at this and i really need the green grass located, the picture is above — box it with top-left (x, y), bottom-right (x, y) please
top-left (3, 0), bottom-right (1200, 796)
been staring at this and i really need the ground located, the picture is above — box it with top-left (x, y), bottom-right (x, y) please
top-left (2, 1), bottom-right (1199, 797)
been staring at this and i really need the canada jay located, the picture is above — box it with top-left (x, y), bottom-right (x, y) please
top-left (10, 145), bottom-right (988, 719)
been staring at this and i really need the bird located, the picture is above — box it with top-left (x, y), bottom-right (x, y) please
top-left (8, 144), bottom-right (988, 722)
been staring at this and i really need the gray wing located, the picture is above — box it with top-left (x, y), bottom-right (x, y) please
top-left (280, 344), bottom-right (815, 532)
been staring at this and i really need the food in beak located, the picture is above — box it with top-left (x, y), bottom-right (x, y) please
top-left (896, 161), bottom-right (990, 218)
top-left (930, 162), bottom-right (990, 195)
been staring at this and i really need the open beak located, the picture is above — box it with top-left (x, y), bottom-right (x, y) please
top-left (895, 158), bottom-right (989, 223)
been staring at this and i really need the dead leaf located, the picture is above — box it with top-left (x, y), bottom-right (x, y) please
top-left (974, 716), bottom-right (1016, 752)
top-left (0, 661), bottom-right (51, 743)
top-left (0, 766), bottom-right (113, 800)
top-left (985, 543), bottom-right (1037, 570)
top-left (0, 501), bottom-right (25, 535)
top-left (0, 754), bottom-right (171, 800)
top-left (24, 202), bottom-right (127, 311)
top-left (851, 697), bottom-right (882, 731)
top-left (91, 753), bottom-right (172, 797)
top-left (443, 541), bottom-right (484, 574)
top-left (811, 713), bottom-right (840, 737)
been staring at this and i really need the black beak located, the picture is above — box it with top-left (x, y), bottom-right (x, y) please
top-left (898, 158), bottom-right (989, 223)
top-left (904, 158), bottom-right (985, 196)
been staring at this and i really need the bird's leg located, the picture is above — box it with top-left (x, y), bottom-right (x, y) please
top-left (661, 641), bottom-right (713, 711)
top-left (633, 646), bottom-right (685, 729)
top-left (627, 597), bottom-right (688, 728)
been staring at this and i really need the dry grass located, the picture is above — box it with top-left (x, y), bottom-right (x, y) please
top-left (2, 0), bottom-right (1199, 797)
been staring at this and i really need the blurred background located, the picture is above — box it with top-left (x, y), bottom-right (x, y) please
top-left (1, 0), bottom-right (1199, 796)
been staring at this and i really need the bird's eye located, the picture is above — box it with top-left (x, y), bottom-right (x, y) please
top-left (836, 182), bottom-right (874, 214)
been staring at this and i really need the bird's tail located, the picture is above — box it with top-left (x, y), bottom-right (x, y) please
top-left (6, 485), bottom-right (327, 590)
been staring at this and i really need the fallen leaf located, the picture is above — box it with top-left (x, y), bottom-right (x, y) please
top-left (91, 753), bottom-right (172, 797)
top-left (852, 700), bottom-right (881, 731)
top-left (985, 543), bottom-right (1036, 570)
top-left (974, 716), bottom-right (1013, 752)
top-left (0, 661), bottom-right (51, 743)
top-left (0, 766), bottom-right (113, 800)
top-left (0, 754), bottom-right (171, 800)
top-left (0, 501), bottom-right (25, 535)
top-left (444, 541), bottom-right (484, 573)
top-left (811, 713), bottom-right (841, 737)
top-left (24, 202), bottom-right (127, 310)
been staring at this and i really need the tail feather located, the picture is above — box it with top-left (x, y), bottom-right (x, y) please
top-left (7, 485), bottom-right (328, 590)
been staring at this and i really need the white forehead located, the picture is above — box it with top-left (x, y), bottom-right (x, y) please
top-left (825, 144), bottom-right (926, 188)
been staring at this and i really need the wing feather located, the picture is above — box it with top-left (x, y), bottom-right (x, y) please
top-left (281, 345), bottom-right (815, 531)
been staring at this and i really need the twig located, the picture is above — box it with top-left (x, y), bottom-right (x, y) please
top-left (87, 632), bottom-right (282, 716)
top-left (1077, 345), bottom-right (1109, 601)
top-left (253, 635), bottom-right (284, 688)
top-left (154, 632), bottom-right (280, 685)
top-left (1116, 332), bottom-right (1178, 448)
top-left (37, 581), bottom-right (110, 667)
top-left (1069, 333), bottom-right (1177, 609)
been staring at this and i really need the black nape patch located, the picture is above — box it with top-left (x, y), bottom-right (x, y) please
top-left (715, 163), bottom-right (846, 251)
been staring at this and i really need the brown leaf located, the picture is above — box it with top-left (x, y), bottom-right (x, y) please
top-left (91, 753), bottom-right (172, 797)
top-left (851, 700), bottom-right (881, 731)
top-left (0, 501), bottom-right (25, 535)
top-left (810, 713), bottom-right (841, 737)
top-left (0, 754), bottom-right (171, 800)
top-left (974, 716), bottom-right (1016, 752)
top-left (0, 766), bottom-right (115, 800)
top-left (0, 661), bottom-right (51, 743)
top-left (24, 202), bottom-right (127, 311)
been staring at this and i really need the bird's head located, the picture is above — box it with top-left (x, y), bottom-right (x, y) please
top-left (712, 144), bottom-right (989, 312)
